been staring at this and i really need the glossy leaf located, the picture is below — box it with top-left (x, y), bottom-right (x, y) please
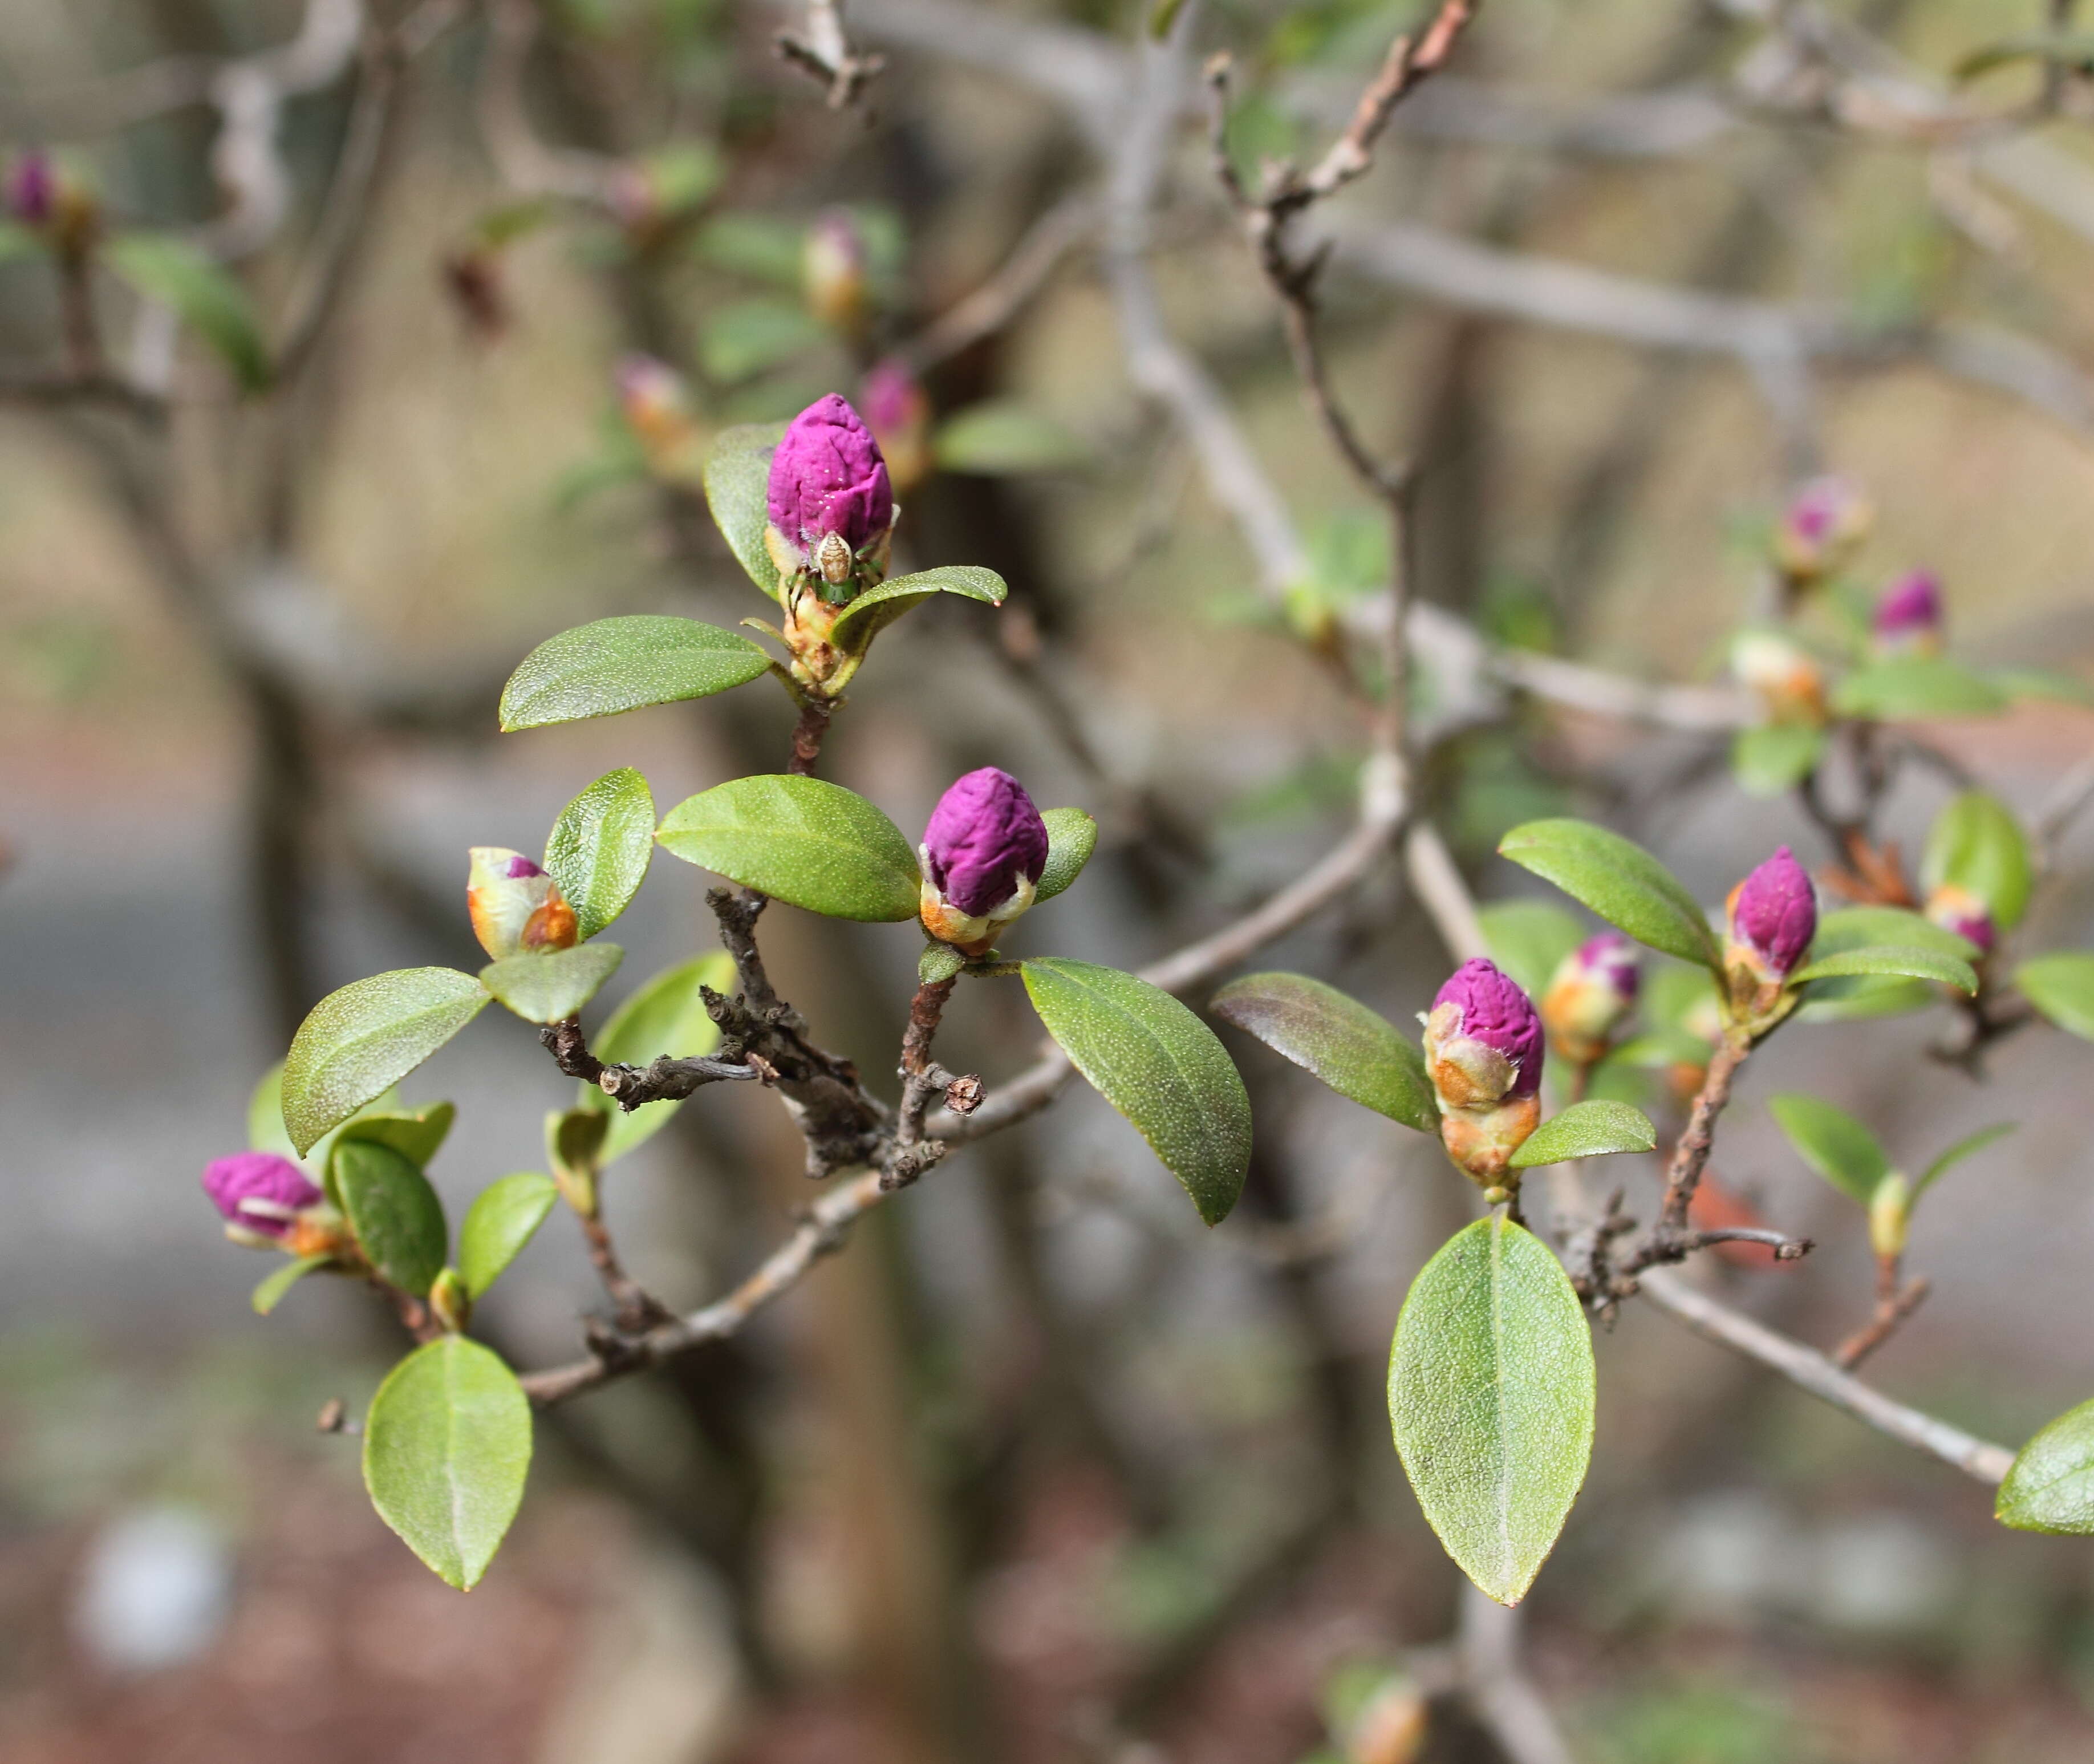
top-left (334, 1139), bottom-right (448, 1297)
top-left (1768, 1093), bottom-right (1889, 1205)
top-left (1211, 971), bottom-right (1435, 1133)
top-left (545, 768), bottom-right (655, 939)
top-left (458, 1173), bottom-right (560, 1298)
top-left (1388, 1215), bottom-right (1594, 1605)
top-left (1999, 1399), bottom-right (2094, 1534)
top-left (1507, 1099), bottom-right (1657, 1169)
top-left (703, 421), bottom-right (786, 600)
top-left (1832, 656), bottom-right (2006, 721)
top-left (1921, 792), bottom-right (2032, 931)
top-left (1730, 723), bottom-right (1825, 798)
top-left (480, 943), bottom-right (624, 1024)
top-left (2016, 952), bottom-right (2094, 1040)
top-left (334, 1102), bottom-right (457, 1171)
top-left (828, 564), bottom-right (1008, 648)
top-left (363, 1336), bottom-right (533, 1589)
top-left (578, 952), bottom-right (737, 1161)
top-left (657, 774), bottom-right (920, 921)
top-left (1022, 957), bottom-right (1253, 1225)
top-left (1809, 905), bottom-right (1980, 963)
top-left (1788, 943), bottom-right (1977, 994)
top-left (282, 968), bottom-right (490, 1155)
top-left (498, 617), bottom-right (771, 731)
top-left (1914, 1122), bottom-right (2015, 1198)
top-left (1034, 808), bottom-right (1099, 904)
top-left (1477, 901), bottom-right (1586, 999)
top-left (1498, 818), bottom-right (1720, 971)
top-left (251, 1254), bottom-right (331, 1316)
top-left (103, 233), bottom-right (270, 392)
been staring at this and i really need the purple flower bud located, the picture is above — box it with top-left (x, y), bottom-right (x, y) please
top-left (202, 1151), bottom-right (323, 1239)
top-left (922, 768), bottom-right (1049, 918)
top-left (803, 208), bottom-right (869, 330)
top-left (1925, 883), bottom-right (1996, 955)
top-left (1773, 476), bottom-right (1872, 579)
top-left (468, 847), bottom-right (578, 960)
top-left (1872, 570), bottom-right (1944, 650)
top-left (861, 358), bottom-right (933, 494)
top-left (1727, 846), bottom-right (1817, 980)
top-left (1541, 932), bottom-right (1639, 1066)
top-left (5, 151), bottom-right (53, 226)
top-left (1574, 931), bottom-right (1640, 1000)
top-left (616, 353), bottom-right (695, 460)
top-left (766, 395), bottom-right (894, 585)
top-left (1429, 958), bottom-right (1546, 1099)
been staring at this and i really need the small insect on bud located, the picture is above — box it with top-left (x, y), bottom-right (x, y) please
top-left (814, 530), bottom-right (854, 586)
top-left (861, 357), bottom-right (934, 494)
top-left (1540, 931), bottom-right (1640, 1067)
top-left (1872, 570), bottom-right (1945, 656)
top-left (1724, 846), bottom-right (1818, 987)
top-left (1868, 1171), bottom-right (1912, 1260)
top-left (1924, 882), bottom-right (1996, 955)
top-left (1422, 959), bottom-right (1544, 1186)
top-left (803, 207), bottom-right (870, 332)
top-left (1772, 476), bottom-right (1872, 582)
top-left (202, 1153), bottom-right (335, 1255)
top-left (918, 768), bottom-right (1050, 957)
top-left (764, 393), bottom-right (896, 606)
top-left (467, 849), bottom-right (578, 961)
top-left (1730, 630), bottom-right (1827, 725)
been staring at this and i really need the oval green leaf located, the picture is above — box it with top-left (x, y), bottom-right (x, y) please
top-left (580, 953), bottom-right (738, 1161)
top-left (1831, 656), bottom-right (2006, 721)
top-left (103, 233), bottom-right (270, 392)
top-left (1389, 1215), bottom-right (1595, 1605)
top-left (334, 1139), bottom-right (449, 1297)
top-left (1022, 957), bottom-right (1253, 1226)
top-left (363, 1336), bottom-right (533, 1589)
top-left (1767, 1092), bottom-right (1889, 1205)
top-left (1914, 1121), bottom-right (2014, 1198)
top-left (1809, 905), bottom-right (1980, 963)
top-left (334, 1102), bottom-right (457, 1171)
top-left (1794, 974), bottom-right (1937, 1024)
top-left (1477, 901), bottom-right (1586, 999)
top-left (1998, 1397), bottom-right (2094, 1535)
top-left (829, 564), bottom-right (1009, 647)
top-left (1730, 723), bottom-right (1826, 798)
top-left (703, 421), bottom-right (786, 600)
top-left (1211, 971), bottom-right (1435, 1133)
top-left (1921, 792), bottom-right (2032, 931)
top-left (656, 774), bottom-right (921, 921)
top-left (252, 1253), bottom-right (331, 1316)
top-left (1498, 818), bottom-right (1720, 971)
top-left (545, 768), bottom-right (655, 938)
top-left (1034, 807), bottom-right (1098, 904)
top-left (480, 944), bottom-right (624, 1025)
top-left (282, 968), bottom-right (490, 1155)
top-left (2016, 951), bottom-right (2094, 1040)
top-left (498, 617), bottom-right (771, 732)
top-left (1788, 943), bottom-right (1977, 994)
top-left (1507, 1098), bottom-right (1656, 1169)
top-left (458, 1173), bottom-right (561, 1299)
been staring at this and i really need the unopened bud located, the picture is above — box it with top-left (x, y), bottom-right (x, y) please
top-left (1724, 846), bottom-right (1817, 987)
top-left (861, 358), bottom-right (934, 493)
top-left (919, 768), bottom-right (1050, 956)
top-left (763, 393), bottom-right (896, 606)
top-left (202, 1151), bottom-right (340, 1256)
top-left (429, 1266), bottom-right (473, 1333)
top-left (1348, 1684), bottom-right (1429, 1764)
top-left (1539, 930), bottom-right (1639, 1066)
top-left (1872, 570), bottom-right (1944, 655)
top-left (1868, 1171), bottom-right (1911, 1260)
top-left (616, 353), bottom-right (700, 473)
top-left (1423, 959), bottom-right (1544, 1185)
top-left (1772, 476), bottom-right (1872, 581)
top-left (1730, 629), bottom-right (1827, 725)
top-left (803, 208), bottom-right (869, 332)
top-left (1923, 882), bottom-right (1995, 955)
top-left (468, 849), bottom-right (578, 960)
top-left (5, 150), bottom-right (54, 226)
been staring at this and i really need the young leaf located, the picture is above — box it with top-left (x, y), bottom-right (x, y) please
top-left (1922, 792), bottom-right (2033, 931)
top-left (1022, 957), bottom-right (1253, 1226)
top-left (1476, 901), bottom-right (1586, 999)
top-left (1998, 1398), bottom-right (2094, 1534)
top-left (545, 768), bottom-right (655, 938)
top-left (1388, 1215), bottom-right (1595, 1605)
top-left (578, 952), bottom-right (737, 1161)
top-left (480, 943), bottom-right (624, 1024)
top-left (1832, 656), bottom-right (2006, 721)
top-left (919, 943), bottom-right (965, 984)
top-left (363, 1336), bottom-right (533, 1589)
top-left (282, 968), bottom-right (490, 1155)
top-left (334, 1101), bottom-right (457, 1170)
top-left (829, 564), bottom-right (1008, 648)
top-left (1730, 724), bottom-right (1826, 798)
top-left (251, 1254), bottom-right (331, 1316)
top-left (1914, 1122), bottom-right (2014, 1199)
top-left (458, 1173), bottom-right (561, 1298)
top-left (656, 774), bottom-right (921, 921)
top-left (2015, 952), bottom-right (2094, 1040)
top-left (1788, 943), bottom-right (1977, 994)
top-left (1034, 808), bottom-right (1099, 903)
top-left (102, 233), bottom-right (270, 392)
top-left (1767, 1093), bottom-right (1890, 1205)
top-left (1211, 971), bottom-right (1435, 1133)
top-left (334, 1139), bottom-right (449, 1297)
top-left (1498, 819), bottom-right (1720, 971)
top-left (1507, 1099), bottom-right (1657, 1169)
top-left (1809, 905), bottom-right (1980, 963)
top-left (499, 617), bottom-right (772, 731)
top-left (703, 421), bottom-right (786, 600)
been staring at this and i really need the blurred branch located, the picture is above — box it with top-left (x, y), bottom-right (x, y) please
top-left (896, 194), bottom-right (1098, 374)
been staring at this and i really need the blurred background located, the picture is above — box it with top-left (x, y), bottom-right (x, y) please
top-left (3, 0), bottom-right (2094, 1759)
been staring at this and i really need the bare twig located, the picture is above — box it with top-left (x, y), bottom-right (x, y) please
top-left (773, 0), bottom-right (886, 110)
top-left (895, 196), bottom-right (1098, 374)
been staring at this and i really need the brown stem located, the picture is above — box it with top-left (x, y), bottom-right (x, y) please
top-left (578, 1211), bottom-right (672, 1332)
top-left (1658, 1032), bottom-right (1750, 1232)
top-left (1835, 1257), bottom-right (1931, 1371)
top-left (788, 697), bottom-right (832, 776)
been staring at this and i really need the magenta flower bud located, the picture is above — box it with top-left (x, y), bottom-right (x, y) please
top-left (1726, 846), bottom-right (1817, 983)
top-left (764, 394), bottom-right (895, 592)
top-left (803, 208), bottom-right (869, 331)
top-left (1428, 959), bottom-right (1546, 1100)
top-left (918, 767), bottom-right (1050, 954)
top-left (1925, 883), bottom-right (1996, 955)
top-left (1423, 959), bottom-right (1544, 1185)
top-left (1540, 931), bottom-right (1640, 1066)
top-left (1872, 570), bottom-right (1944, 653)
top-left (203, 1152), bottom-right (323, 1242)
top-left (1772, 476), bottom-right (1872, 579)
top-left (861, 358), bottom-right (932, 493)
top-left (6, 151), bottom-right (54, 226)
top-left (468, 847), bottom-right (578, 960)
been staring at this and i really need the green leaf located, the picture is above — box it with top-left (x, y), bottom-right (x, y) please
top-left (1998, 1397), bottom-right (2094, 1534)
top-left (363, 1336), bottom-right (533, 1589)
top-left (1921, 792), bottom-right (2032, 931)
top-left (251, 1254), bottom-right (331, 1316)
top-left (1498, 818), bottom-right (1720, 971)
top-left (1767, 1093), bottom-right (1890, 1205)
top-left (334, 1139), bottom-right (449, 1297)
top-left (827, 564), bottom-right (1009, 649)
top-left (1210, 971), bottom-right (1435, 1133)
top-left (1992, 667), bottom-right (2094, 708)
top-left (334, 1102), bottom-right (457, 1170)
top-left (578, 952), bottom-right (737, 1160)
top-left (480, 943), bottom-right (624, 1024)
top-left (102, 233), bottom-right (270, 392)
top-left (1022, 957), bottom-right (1253, 1225)
top-left (1477, 901), bottom-right (1586, 999)
top-left (703, 420), bottom-right (786, 600)
top-left (1832, 656), bottom-right (2006, 721)
top-left (919, 943), bottom-right (965, 984)
top-left (1507, 1099), bottom-right (1657, 1169)
top-left (697, 298), bottom-right (827, 383)
top-left (1602, 1028), bottom-right (1714, 1069)
top-left (1035, 807), bottom-right (1098, 905)
top-left (1788, 943), bottom-right (1977, 994)
top-left (2016, 952), bottom-right (2094, 1040)
top-left (545, 768), bottom-right (655, 938)
top-left (932, 400), bottom-right (1091, 475)
top-left (1914, 1122), bottom-right (2014, 1199)
top-left (1388, 1215), bottom-right (1594, 1605)
top-left (657, 774), bottom-right (921, 921)
top-left (1809, 905), bottom-right (1980, 963)
top-left (1957, 30), bottom-right (2094, 81)
top-left (458, 1173), bottom-right (561, 1298)
top-left (0, 220), bottom-right (44, 266)
top-left (1730, 724), bottom-right (1826, 798)
top-left (1794, 975), bottom-right (1937, 1024)
top-left (498, 617), bottom-right (771, 731)
top-left (1149, 0), bottom-right (1191, 38)
top-left (282, 968), bottom-right (490, 1155)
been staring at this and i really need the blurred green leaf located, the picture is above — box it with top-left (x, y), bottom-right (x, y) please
top-left (1789, 943), bottom-right (1977, 993)
top-left (334, 1139), bottom-right (448, 1297)
top-left (500, 617), bottom-right (771, 731)
top-left (1211, 971), bottom-right (1436, 1132)
top-left (580, 953), bottom-right (737, 1160)
top-left (1149, 0), bottom-right (1190, 38)
top-left (282, 969), bottom-right (489, 1155)
top-left (1499, 819), bottom-right (1720, 971)
top-left (933, 402), bottom-right (1090, 475)
top-left (251, 1253), bottom-right (331, 1316)
top-left (103, 233), bottom-right (270, 392)
top-left (1921, 792), bottom-right (2032, 931)
top-left (2016, 951), bottom-right (2094, 1040)
top-left (1794, 974), bottom-right (1937, 1024)
top-left (458, 1173), bottom-right (560, 1298)
top-left (1768, 1092), bottom-right (1890, 1205)
top-left (1998, 1397), bottom-right (2094, 1534)
top-left (1730, 724), bottom-right (1825, 798)
top-left (480, 944), bottom-right (624, 1024)
top-left (1478, 901), bottom-right (1586, 999)
top-left (828, 563), bottom-right (1008, 648)
top-left (1957, 30), bottom-right (2094, 80)
top-left (658, 774), bottom-right (921, 920)
top-left (1992, 667), bottom-right (2094, 708)
top-left (1809, 905), bottom-right (1979, 963)
top-left (703, 420), bottom-right (786, 600)
top-left (1508, 1099), bottom-right (1656, 1169)
top-left (545, 768), bottom-right (655, 939)
top-left (1035, 808), bottom-right (1099, 905)
top-left (698, 298), bottom-right (827, 383)
top-left (637, 141), bottom-right (723, 214)
top-left (0, 220), bottom-right (43, 265)
top-left (690, 212), bottom-right (806, 286)
top-left (1914, 1121), bottom-right (2014, 1198)
top-left (1832, 656), bottom-right (2006, 721)
top-left (334, 1102), bottom-right (457, 1171)
top-left (1220, 90), bottom-right (1301, 188)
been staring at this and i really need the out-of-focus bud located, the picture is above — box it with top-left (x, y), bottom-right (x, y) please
top-left (467, 849), bottom-right (578, 961)
top-left (861, 358), bottom-right (933, 494)
top-left (1540, 931), bottom-right (1640, 1067)
top-left (5, 150), bottom-right (54, 226)
top-left (1423, 959), bottom-right (1544, 1187)
top-left (1868, 1171), bottom-right (1911, 1260)
top-left (201, 1152), bottom-right (336, 1254)
top-left (1730, 630), bottom-right (1827, 725)
top-left (764, 393), bottom-right (896, 606)
top-left (6, 149), bottom-right (98, 259)
top-left (1924, 882), bottom-right (1996, 955)
top-left (918, 768), bottom-right (1050, 956)
top-left (1346, 1682), bottom-right (1429, 1764)
top-left (1772, 476), bottom-right (1872, 582)
top-left (616, 353), bottom-right (701, 476)
top-left (803, 208), bottom-right (869, 333)
top-left (429, 1266), bottom-right (472, 1333)
top-left (1724, 846), bottom-right (1817, 988)
top-left (1872, 569), bottom-right (1945, 656)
